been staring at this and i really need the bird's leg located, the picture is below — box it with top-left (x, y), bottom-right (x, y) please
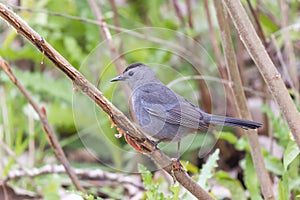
top-left (151, 140), bottom-right (160, 149)
top-left (177, 141), bottom-right (181, 161)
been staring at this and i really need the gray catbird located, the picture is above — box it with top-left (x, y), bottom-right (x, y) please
top-left (111, 63), bottom-right (262, 155)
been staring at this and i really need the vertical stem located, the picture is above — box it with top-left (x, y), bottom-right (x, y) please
top-left (28, 110), bottom-right (35, 167)
top-left (279, 0), bottom-right (299, 96)
top-left (0, 125), bottom-right (3, 175)
top-left (171, 0), bottom-right (185, 25)
top-left (0, 87), bottom-right (10, 146)
top-left (214, 1), bottom-right (275, 199)
top-left (204, 0), bottom-right (238, 128)
top-left (186, 0), bottom-right (193, 28)
top-left (86, 0), bottom-right (130, 97)
top-left (223, 0), bottom-right (300, 171)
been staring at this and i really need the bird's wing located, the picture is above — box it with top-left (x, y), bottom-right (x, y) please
top-left (137, 83), bottom-right (208, 131)
top-left (145, 101), bottom-right (209, 131)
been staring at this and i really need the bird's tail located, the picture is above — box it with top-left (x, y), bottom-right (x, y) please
top-left (204, 114), bottom-right (262, 129)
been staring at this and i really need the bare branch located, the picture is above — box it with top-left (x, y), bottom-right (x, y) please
top-left (171, 0), bottom-right (185, 25)
top-left (214, 1), bottom-right (275, 199)
top-left (86, 0), bottom-right (131, 98)
top-left (204, 0), bottom-right (238, 120)
top-left (222, 0), bottom-right (300, 166)
top-left (279, 0), bottom-right (299, 96)
top-left (7, 164), bottom-right (145, 193)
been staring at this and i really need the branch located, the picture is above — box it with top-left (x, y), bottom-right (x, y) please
top-left (204, 0), bottom-right (238, 120)
top-left (171, 0), bottom-right (185, 25)
top-left (0, 4), bottom-right (213, 200)
top-left (0, 58), bottom-right (86, 193)
top-left (214, 1), bottom-right (274, 199)
top-left (7, 164), bottom-right (145, 192)
top-left (186, 0), bottom-right (193, 28)
top-left (86, 0), bottom-right (131, 99)
top-left (222, 0), bottom-right (300, 165)
top-left (245, 0), bottom-right (267, 46)
top-left (279, 0), bottom-right (298, 93)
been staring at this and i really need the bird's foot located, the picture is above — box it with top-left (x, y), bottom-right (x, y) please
top-left (170, 158), bottom-right (184, 183)
top-left (170, 158), bottom-right (183, 171)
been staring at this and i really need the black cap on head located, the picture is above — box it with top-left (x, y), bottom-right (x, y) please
top-left (123, 62), bottom-right (144, 73)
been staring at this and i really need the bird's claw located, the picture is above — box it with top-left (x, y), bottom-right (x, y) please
top-left (171, 158), bottom-right (183, 171)
top-left (169, 158), bottom-right (184, 183)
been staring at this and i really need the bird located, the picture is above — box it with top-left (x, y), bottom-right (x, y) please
top-left (111, 63), bottom-right (262, 157)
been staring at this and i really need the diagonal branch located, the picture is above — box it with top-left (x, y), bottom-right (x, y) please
top-left (0, 4), bottom-right (213, 200)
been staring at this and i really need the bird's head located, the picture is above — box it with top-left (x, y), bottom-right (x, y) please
top-left (111, 63), bottom-right (158, 90)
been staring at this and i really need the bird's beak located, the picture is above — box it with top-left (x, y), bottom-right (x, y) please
top-left (110, 75), bottom-right (126, 82)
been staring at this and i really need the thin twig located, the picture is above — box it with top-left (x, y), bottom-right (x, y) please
top-left (246, 0), bottom-right (267, 46)
top-left (7, 4), bottom-right (203, 68)
top-left (86, 0), bottom-right (125, 74)
top-left (0, 58), bottom-right (86, 193)
top-left (0, 87), bottom-right (10, 145)
top-left (0, 4), bottom-right (213, 199)
top-left (279, 0), bottom-right (299, 94)
top-left (108, 0), bottom-right (124, 58)
top-left (171, 0), bottom-right (185, 25)
top-left (257, 3), bottom-right (281, 28)
top-left (270, 35), bottom-right (295, 91)
top-left (86, 0), bottom-right (130, 97)
top-left (244, 0), bottom-right (271, 137)
top-left (28, 112), bottom-right (35, 168)
top-left (7, 164), bottom-right (145, 190)
top-left (204, 0), bottom-right (237, 118)
top-left (109, 0), bottom-right (121, 34)
top-left (186, 0), bottom-right (193, 28)
top-left (167, 74), bottom-right (267, 98)
top-left (0, 125), bottom-right (3, 174)
top-left (214, 1), bottom-right (275, 199)
top-left (204, 0), bottom-right (226, 78)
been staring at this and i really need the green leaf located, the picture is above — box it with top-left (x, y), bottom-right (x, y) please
top-left (181, 161), bottom-right (199, 174)
top-left (138, 164), bottom-right (181, 200)
top-left (235, 137), bottom-right (250, 152)
top-left (197, 148), bottom-right (220, 189)
top-left (14, 69), bottom-right (73, 103)
top-left (261, 105), bottom-right (290, 147)
top-left (244, 154), bottom-right (263, 200)
top-left (167, 184), bottom-right (180, 200)
top-left (283, 141), bottom-right (300, 170)
top-left (138, 164), bottom-right (153, 189)
top-left (264, 153), bottom-right (284, 176)
top-left (215, 171), bottom-right (246, 200)
top-left (288, 154), bottom-right (299, 179)
top-left (63, 36), bottom-right (84, 65)
top-left (138, 164), bottom-right (164, 200)
top-left (278, 171), bottom-right (289, 200)
top-left (37, 174), bottom-right (61, 200)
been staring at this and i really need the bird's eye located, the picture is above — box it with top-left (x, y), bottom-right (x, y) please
top-left (128, 71), bottom-right (134, 76)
